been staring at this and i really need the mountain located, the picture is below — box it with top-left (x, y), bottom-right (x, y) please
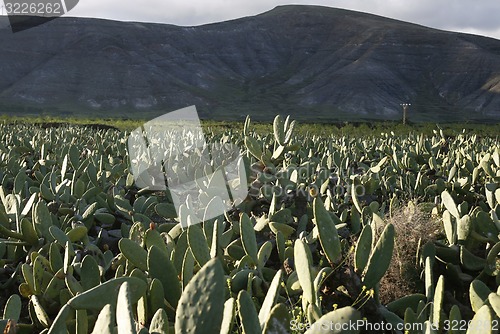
top-left (1, 5), bottom-right (500, 122)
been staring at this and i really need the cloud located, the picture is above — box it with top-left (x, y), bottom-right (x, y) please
top-left (65, 0), bottom-right (500, 39)
top-left (68, 0), bottom-right (273, 25)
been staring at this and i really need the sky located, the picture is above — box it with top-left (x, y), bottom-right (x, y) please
top-left (1, 1), bottom-right (500, 40)
top-left (69, 0), bottom-right (500, 40)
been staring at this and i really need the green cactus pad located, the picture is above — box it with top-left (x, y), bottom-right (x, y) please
top-left (237, 290), bottom-right (262, 334)
top-left (76, 309), bottom-right (88, 334)
top-left (245, 136), bottom-right (263, 160)
top-left (20, 218), bottom-right (38, 245)
top-left (313, 197), bottom-right (342, 265)
top-left (304, 306), bottom-right (361, 334)
top-left (33, 201), bottom-right (53, 240)
top-left (354, 224), bottom-right (373, 273)
top-left (46, 304), bottom-right (71, 334)
top-left (2, 294), bottom-right (21, 323)
top-left (488, 293), bottom-right (500, 318)
top-left (80, 255), bottom-right (101, 291)
top-left (187, 225), bottom-right (211, 267)
top-left (448, 305), bottom-right (462, 334)
top-left (424, 256), bottom-right (435, 302)
top-left (148, 245), bottom-right (181, 308)
top-left (49, 243), bottom-right (63, 273)
top-left (262, 303), bottom-right (291, 334)
top-left (150, 308), bottom-right (169, 334)
top-left (294, 239), bottom-right (315, 305)
top-left (363, 223), bottom-right (395, 289)
top-left (441, 190), bottom-right (460, 220)
top-left (173, 231), bottom-right (188, 275)
top-left (386, 294), bottom-right (426, 317)
top-left (258, 270), bottom-right (283, 327)
top-left (49, 226), bottom-right (70, 247)
top-left (273, 115), bottom-right (286, 146)
top-left (90, 304), bottom-right (114, 334)
top-left (175, 258), bottom-right (225, 334)
top-left (149, 278), bottom-right (165, 318)
top-left (257, 241), bottom-right (273, 270)
top-left (231, 269), bottom-right (254, 293)
top-left (460, 246), bottom-right (486, 271)
top-left (470, 279), bottom-right (491, 313)
top-left (181, 249), bottom-right (195, 289)
top-left (116, 282), bottom-right (137, 334)
top-left (44, 269), bottom-right (66, 300)
top-left (457, 214), bottom-right (471, 244)
top-left (220, 298), bottom-right (235, 334)
top-left (468, 304), bottom-right (494, 334)
top-left (431, 275), bottom-right (444, 330)
top-left (94, 212), bottom-right (116, 226)
top-left (442, 210), bottom-right (456, 245)
top-left (31, 295), bottom-right (52, 328)
top-left (240, 213), bottom-right (258, 265)
top-left (155, 203), bottom-right (178, 219)
top-left (378, 305), bottom-right (405, 330)
top-left (145, 228), bottom-right (169, 256)
top-left (67, 277), bottom-right (147, 310)
top-left (269, 222), bottom-right (295, 239)
top-left (118, 238), bottom-right (148, 271)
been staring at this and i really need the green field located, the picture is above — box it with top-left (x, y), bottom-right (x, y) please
top-left (2, 114), bottom-right (500, 136)
top-left (0, 115), bottom-right (500, 333)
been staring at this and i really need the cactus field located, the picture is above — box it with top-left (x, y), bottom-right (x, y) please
top-left (1, 116), bottom-right (500, 333)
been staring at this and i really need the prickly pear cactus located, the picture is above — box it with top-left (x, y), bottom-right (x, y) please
top-left (175, 258), bottom-right (225, 334)
top-left (0, 117), bottom-right (499, 333)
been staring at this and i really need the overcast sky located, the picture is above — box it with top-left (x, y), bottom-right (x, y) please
top-left (61, 0), bottom-right (500, 39)
top-left (2, 0), bottom-right (500, 40)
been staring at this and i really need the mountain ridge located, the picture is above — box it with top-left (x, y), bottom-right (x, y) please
top-left (1, 5), bottom-right (500, 122)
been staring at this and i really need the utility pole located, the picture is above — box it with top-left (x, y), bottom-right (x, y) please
top-left (400, 103), bottom-right (411, 125)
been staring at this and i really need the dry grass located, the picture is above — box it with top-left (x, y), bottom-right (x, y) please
top-left (377, 201), bottom-right (441, 304)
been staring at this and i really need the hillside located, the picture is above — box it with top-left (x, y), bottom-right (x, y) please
top-left (1, 5), bottom-right (500, 122)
